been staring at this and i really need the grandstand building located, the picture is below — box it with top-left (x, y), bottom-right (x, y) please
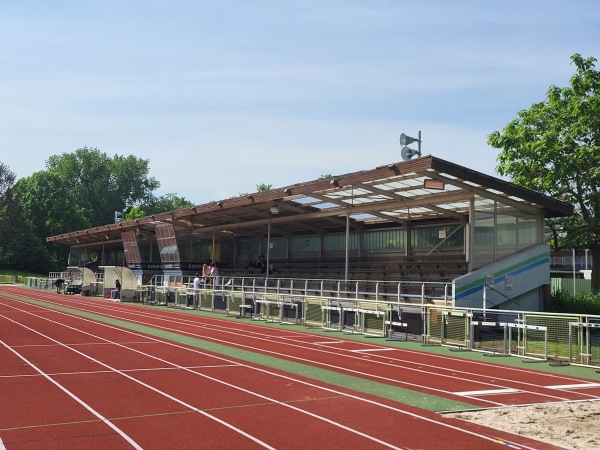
top-left (47, 155), bottom-right (573, 311)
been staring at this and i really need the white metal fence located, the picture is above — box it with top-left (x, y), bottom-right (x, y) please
top-left (21, 274), bottom-right (600, 369)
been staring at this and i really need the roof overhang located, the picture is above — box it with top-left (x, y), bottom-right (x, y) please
top-left (47, 156), bottom-right (574, 248)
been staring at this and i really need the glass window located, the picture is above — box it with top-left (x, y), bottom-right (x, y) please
top-left (291, 235), bottom-right (321, 257)
top-left (364, 229), bottom-right (404, 250)
top-left (324, 233), bottom-right (358, 252)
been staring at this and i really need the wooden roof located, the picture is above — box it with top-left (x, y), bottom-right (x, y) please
top-left (47, 155), bottom-right (573, 248)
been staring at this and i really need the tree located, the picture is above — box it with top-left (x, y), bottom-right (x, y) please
top-left (45, 147), bottom-right (160, 226)
top-left (0, 162), bottom-right (16, 208)
top-left (15, 172), bottom-right (90, 268)
top-left (235, 183), bottom-right (273, 198)
top-left (0, 152), bottom-right (194, 273)
top-left (16, 172), bottom-right (90, 240)
top-left (0, 181), bottom-right (57, 273)
top-left (256, 183), bottom-right (272, 192)
top-left (0, 162), bottom-right (57, 272)
top-left (488, 54), bottom-right (600, 291)
top-left (142, 193), bottom-right (194, 216)
top-left (124, 206), bottom-right (147, 221)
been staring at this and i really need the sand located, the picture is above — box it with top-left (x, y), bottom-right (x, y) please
top-left (444, 400), bottom-right (600, 449)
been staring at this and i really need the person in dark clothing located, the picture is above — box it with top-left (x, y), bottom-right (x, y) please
top-left (245, 255), bottom-right (266, 272)
top-left (110, 279), bottom-right (121, 299)
top-left (54, 278), bottom-right (65, 294)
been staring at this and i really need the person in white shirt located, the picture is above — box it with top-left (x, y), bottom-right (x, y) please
top-left (193, 273), bottom-right (202, 290)
top-left (210, 261), bottom-right (220, 287)
top-left (191, 273), bottom-right (202, 308)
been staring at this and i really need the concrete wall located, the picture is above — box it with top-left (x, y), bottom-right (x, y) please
top-left (453, 244), bottom-right (550, 311)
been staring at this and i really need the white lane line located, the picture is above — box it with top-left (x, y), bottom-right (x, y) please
top-left (4, 310), bottom-right (404, 450)
top-left (454, 388), bottom-right (520, 397)
top-left (0, 339), bottom-right (143, 449)
top-left (4, 300), bottom-right (539, 450)
top-left (1, 313), bottom-right (277, 450)
top-left (350, 348), bottom-right (397, 353)
top-left (16, 292), bottom-right (595, 407)
top-left (42, 295), bottom-right (587, 405)
top-left (0, 363), bottom-right (241, 379)
top-left (7, 341), bottom-right (156, 349)
top-left (546, 383), bottom-right (600, 390)
top-left (3, 296), bottom-right (509, 407)
top-left (11, 299), bottom-right (508, 406)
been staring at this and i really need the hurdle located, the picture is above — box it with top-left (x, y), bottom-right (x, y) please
top-left (357, 300), bottom-right (387, 337)
top-left (303, 296), bottom-right (323, 328)
top-left (470, 320), bottom-right (548, 361)
top-left (321, 298), bottom-right (343, 331)
top-left (568, 321), bottom-right (600, 366)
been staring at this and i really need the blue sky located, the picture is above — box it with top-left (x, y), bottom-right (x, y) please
top-left (2, 1), bottom-right (599, 205)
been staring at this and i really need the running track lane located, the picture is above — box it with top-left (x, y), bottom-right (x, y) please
top-left (89, 303), bottom-right (600, 407)
top-left (12, 287), bottom-right (600, 410)
top-left (0, 293), bottom-right (558, 449)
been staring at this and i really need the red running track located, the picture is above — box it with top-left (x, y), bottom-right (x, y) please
top-left (13, 286), bottom-right (600, 408)
top-left (0, 286), bottom-right (580, 449)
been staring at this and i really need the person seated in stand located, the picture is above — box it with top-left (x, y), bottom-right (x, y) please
top-left (259, 256), bottom-right (271, 274)
top-left (244, 256), bottom-right (258, 270)
top-left (110, 279), bottom-right (121, 299)
top-left (54, 278), bottom-right (65, 294)
top-left (245, 255), bottom-right (265, 272)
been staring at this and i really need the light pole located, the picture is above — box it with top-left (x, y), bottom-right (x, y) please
top-left (572, 248), bottom-right (576, 296)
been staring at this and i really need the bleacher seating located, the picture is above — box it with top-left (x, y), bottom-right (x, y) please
top-left (219, 254), bottom-right (467, 305)
top-left (232, 254), bottom-right (468, 284)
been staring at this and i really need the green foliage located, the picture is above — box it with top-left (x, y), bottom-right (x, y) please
top-left (125, 206), bottom-right (147, 220)
top-left (45, 147), bottom-right (160, 226)
top-left (549, 289), bottom-right (600, 315)
top-left (256, 183), bottom-right (272, 192)
top-left (0, 149), bottom-right (193, 274)
top-left (1, 230), bottom-right (58, 273)
top-left (0, 269), bottom-right (44, 284)
top-left (15, 172), bottom-right (90, 239)
top-left (235, 183), bottom-right (274, 198)
top-left (142, 193), bottom-right (194, 216)
top-left (0, 162), bottom-right (16, 208)
top-left (488, 54), bottom-right (600, 291)
top-left (0, 189), bottom-right (58, 273)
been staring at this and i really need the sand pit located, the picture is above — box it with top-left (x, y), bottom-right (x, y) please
top-left (445, 400), bottom-right (600, 449)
